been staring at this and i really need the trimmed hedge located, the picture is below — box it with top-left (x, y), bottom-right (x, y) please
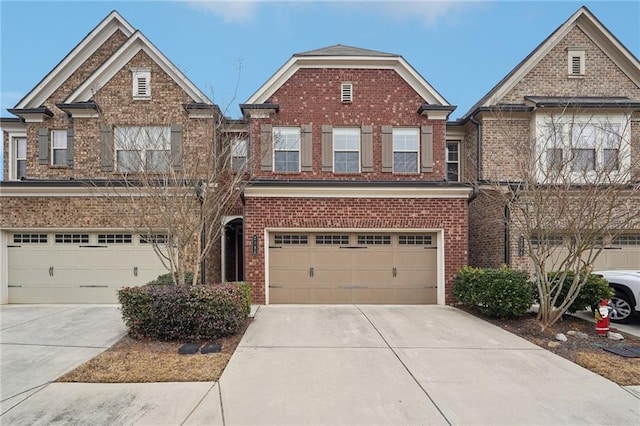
top-left (118, 282), bottom-right (250, 341)
top-left (534, 271), bottom-right (614, 313)
top-left (146, 272), bottom-right (195, 286)
top-left (453, 266), bottom-right (533, 318)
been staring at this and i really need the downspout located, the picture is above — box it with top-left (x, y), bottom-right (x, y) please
top-left (469, 112), bottom-right (482, 182)
top-left (504, 205), bottom-right (511, 266)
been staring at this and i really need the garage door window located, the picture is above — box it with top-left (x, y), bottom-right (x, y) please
top-left (274, 235), bottom-right (308, 245)
top-left (98, 234), bottom-right (132, 244)
top-left (357, 235), bottom-right (391, 245)
top-left (316, 235), bottom-right (349, 245)
top-left (612, 235), bottom-right (640, 245)
top-left (13, 234), bottom-right (47, 244)
top-left (55, 234), bottom-right (89, 244)
top-left (399, 235), bottom-right (432, 245)
top-left (140, 234), bottom-right (168, 244)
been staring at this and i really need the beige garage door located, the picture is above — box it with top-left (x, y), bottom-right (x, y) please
top-left (269, 232), bottom-right (437, 304)
top-left (8, 232), bottom-right (169, 303)
top-left (541, 234), bottom-right (640, 271)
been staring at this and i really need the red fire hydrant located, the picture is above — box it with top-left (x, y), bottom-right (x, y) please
top-left (595, 299), bottom-right (611, 336)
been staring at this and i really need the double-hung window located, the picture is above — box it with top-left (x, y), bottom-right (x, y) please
top-left (333, 128), bottom-right (360, 173)
top-left (393, 128), bottom-right (419, 173)
top-left (14, 137), bottom-right (27, 179)
top-left (603, 124), bottom-right (620, 171)
top-left (570, 123), bottom-right (596, 172)
top-left (115, 126), bottom-right (170, 173)
top-left (273, 127), bottom-right (300, 172)
top-left (446, 141), bottom-right (460, 181)
top-left (231, 139), bottom-right (248, 172)
top-left (51, 130), bottom-right (67, 165)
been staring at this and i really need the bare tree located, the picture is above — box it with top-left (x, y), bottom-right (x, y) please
top-left (481, 105), bottom-right (640, 328)
top-left (88, 102), bottom-right (250, 286)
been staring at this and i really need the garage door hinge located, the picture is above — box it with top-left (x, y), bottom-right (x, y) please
top-left (8, 285), bottom-right (22, 288)
top-left (7, 245), bottom-right (21, 248)
top-left (79, 285), bottom-right (108, 288)
top-left (339, 246), bottom-right (367, 249)
top-left (603, 247), bottom-right (622, 250)
top-left (80, 245), bottom-right (108, 248)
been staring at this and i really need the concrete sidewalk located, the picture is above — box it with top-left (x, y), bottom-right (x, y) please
top-left (2, 305), bottom-right (639, 425)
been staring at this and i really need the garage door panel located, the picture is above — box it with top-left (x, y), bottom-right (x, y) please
top-left (268, 232), bottom-right (438, 304)
top-left (8, 232), bottom-right (168, 303)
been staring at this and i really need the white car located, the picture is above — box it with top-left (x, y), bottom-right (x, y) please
top-left (593, 270), bottom-right (640, 323)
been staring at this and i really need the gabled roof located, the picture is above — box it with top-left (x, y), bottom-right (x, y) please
top-left (463, 6), bottom-right (640, 120)
top-left (64, 30), bottom-right (211, 104)
top-left (295, 44), bottom-right (397, 57)
top-left (14, 11), bottom-right (135, 109)
top-left (245, 44), bottom-right (450, 106)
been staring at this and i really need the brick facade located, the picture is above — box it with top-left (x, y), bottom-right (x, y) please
top-left (244, 196), bottom-right (468, 304)
top-left (249, 68), bottom-right (447, 181)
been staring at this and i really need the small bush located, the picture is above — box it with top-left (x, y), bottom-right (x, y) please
top-left (230, 281), bottom-right (252, 314)
top-left (534, 271), bottom-right (614, 313)
top-left (118, 282), bottom-right (249, 341)
top-left (146, 272), bottom-right (195, 286)
top-left (453, 266), bottom-right (533, 318)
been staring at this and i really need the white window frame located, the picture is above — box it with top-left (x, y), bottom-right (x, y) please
top-left (341, 82), bottom-right (353, 103)
top-left (567, 48), bottom-right (585, 77)
top-left (8, 132), bottom-right (27, 180)
top-left (535, 113), bottom-right (631, 183)
top-left (131, 67), bottom-right (151, 99)
top-left (392, 128), bottom-right (420, 174)
top-left (231, 139), bottom-right (248, 172)
top-left (114, 126), bottom-right (171, 173)
top-left (332, 128), bottom-right (361, 173)
top-left (445, 140), bottom-right (460, 182)
top-left (51, 130), bottom-right (67, 166)
top-left (273, 127), bottom-right (301, 172)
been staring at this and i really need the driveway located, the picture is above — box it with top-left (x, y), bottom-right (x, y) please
top-left (1, 305), bottom-right (639, 425)
top-left (0, 305), bottom-right (126, 413)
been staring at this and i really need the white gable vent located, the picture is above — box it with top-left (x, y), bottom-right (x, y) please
top-left (341, 82), bottom-right (353, 103)
top-left (567, 48), bottom-right (585, 77)
top-left (131, 67), bottom-right (151, 98)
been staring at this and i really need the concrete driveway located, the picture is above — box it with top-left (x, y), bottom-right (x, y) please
top-left (219, 305), bottom-right (640, 425)
top-left (2, 305), bottom-right (639, 425)
top-left (0, 305), bottom-right (126, 413)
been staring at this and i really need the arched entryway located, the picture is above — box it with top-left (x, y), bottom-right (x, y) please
top-left (223, 217), bottom-right (244, 282)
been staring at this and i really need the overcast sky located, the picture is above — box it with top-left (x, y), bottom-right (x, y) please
top-left (1, 1), bottom-right (639, 174)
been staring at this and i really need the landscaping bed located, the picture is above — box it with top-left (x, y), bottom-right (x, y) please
top-left (58, 320), bottom-right (249, 383)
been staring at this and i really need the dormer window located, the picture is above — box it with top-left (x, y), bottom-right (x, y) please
top-left (341, 82), bottom-right (353, 103)
top-left (567, 48), bottom-right (585, 77)
top-left (131, 67), bottom-right (151, 98)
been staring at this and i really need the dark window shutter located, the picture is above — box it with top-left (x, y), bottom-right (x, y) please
top-left (381, 125), bottom-right (393, 173)
top-left (321, 124), bottom-right (333, 172)
top-left (260, 124), bottom-right (273, 171)
top-left (421, 125), bottom-right (433, 172)
top-left (361, 125), bottom-right (373, 172)
top-left (38, 127), bottom-right (49, 165)
top-left (301, 124), bottom-right (313, 172)
top-left (66, 127), bottom-right (74, 167)
top-left (100, 124), bottom-right (114, 171)
top-left (170, 124), bottom-right (183, 170)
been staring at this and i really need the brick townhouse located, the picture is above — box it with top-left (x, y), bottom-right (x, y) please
top-left (1, 6), bottom-right (638, 305)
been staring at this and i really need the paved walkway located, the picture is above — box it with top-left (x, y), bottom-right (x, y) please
top-left (1, 305), bottom-right (639, 425)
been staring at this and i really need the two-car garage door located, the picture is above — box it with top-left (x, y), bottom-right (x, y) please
top-left (269, 232), bottom-right (438, 304)
top-left (7, 232), bottom-right (168, 303)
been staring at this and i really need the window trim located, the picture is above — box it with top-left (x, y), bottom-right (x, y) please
top-left (50, 130), bottom-right (68, 166)
top-left (8, 132), bottom-right (27, 180)
top-left (392, 128), bottom-right (420, 174)
top-left (272, 127), bottom-right (301, 173)
top-left (332, 127), bottom-right (361, 173)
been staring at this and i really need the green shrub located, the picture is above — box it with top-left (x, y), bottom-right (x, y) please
top-left (453, 266), bottom-right (533, 318)
top-left (146, 272), bottom-right (195, 286)
top-left (230, 281), bottom-right (252, 314)
top-left (118, 283), bottom-right (248, 340)
top-left (534, 271), bottom-right (614, 313)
